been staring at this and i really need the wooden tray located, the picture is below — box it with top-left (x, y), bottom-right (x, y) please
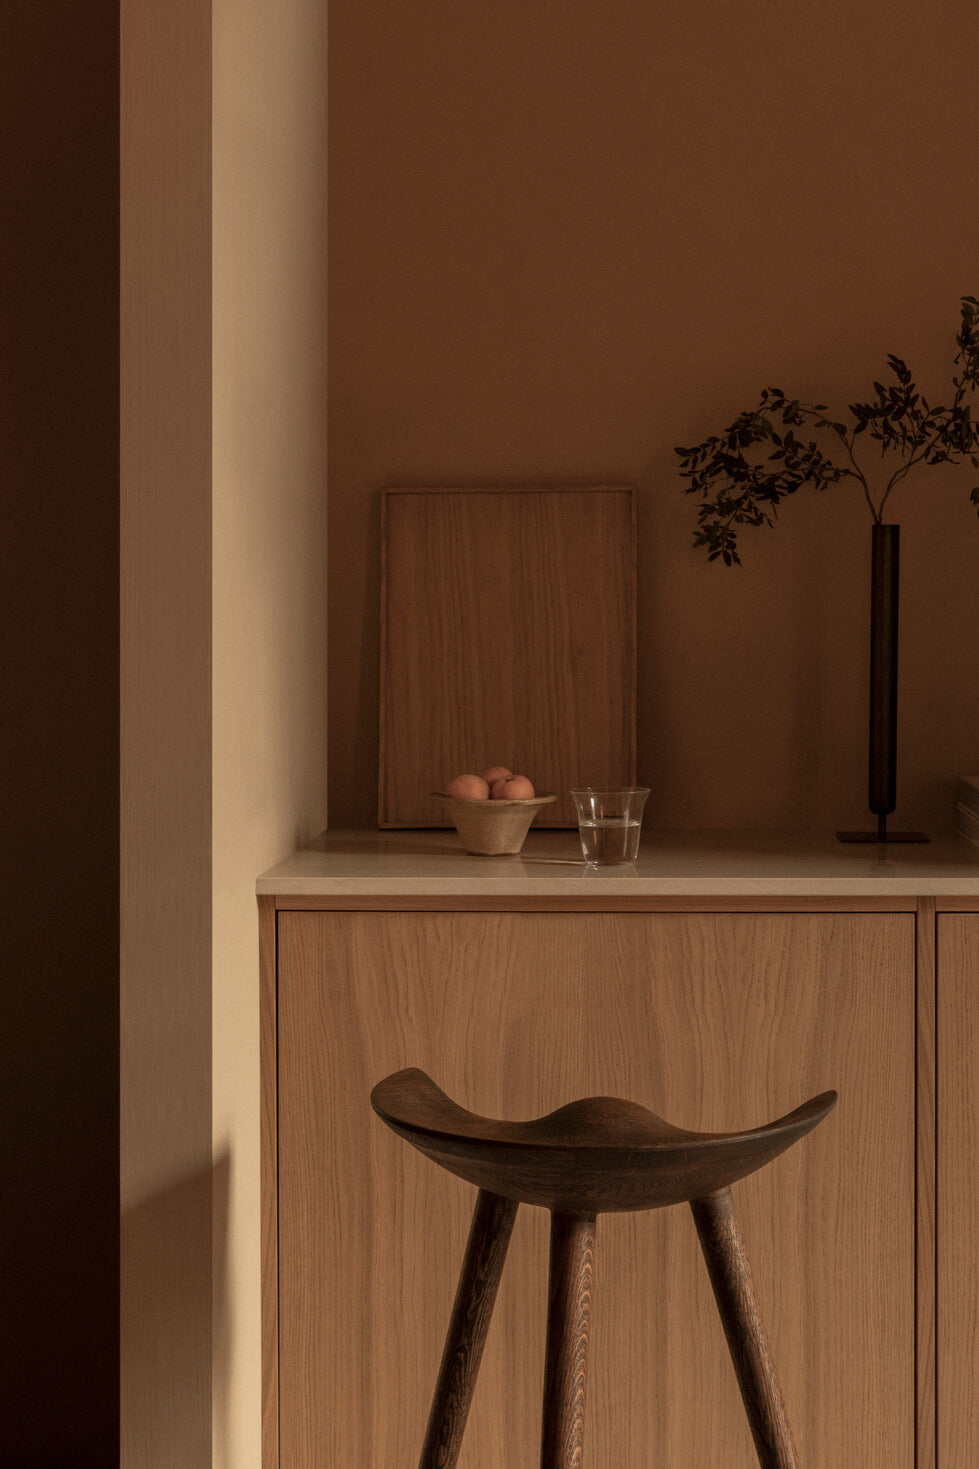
top-left (379, 487), bottom-right (636, 827)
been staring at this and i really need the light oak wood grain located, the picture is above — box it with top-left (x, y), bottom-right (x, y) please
top-left (916, 898), bottom-right (937, 1469)
top-left (273, 893), bottom-right (919, 912)
top-left (937, 914), bottom-right (979, 1469)
top-left (378, 487), bottom-right (636, 828)
top-left (275, 910), bottom-right (915, 1468)
top-left (259, 896), bottom-right (279, 1469)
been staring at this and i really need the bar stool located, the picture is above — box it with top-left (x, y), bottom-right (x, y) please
top-left (371, 1067), bottom-right (837, 1469)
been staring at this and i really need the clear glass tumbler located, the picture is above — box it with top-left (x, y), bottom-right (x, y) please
top-left (570, 788), bottom-right (650, 866)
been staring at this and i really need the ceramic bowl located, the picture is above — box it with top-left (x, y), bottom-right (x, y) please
top-left (431, 792), bottom-right (557, 855)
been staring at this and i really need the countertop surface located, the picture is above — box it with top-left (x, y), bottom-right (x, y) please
top-left (257, 827), bottom-right (979, 898)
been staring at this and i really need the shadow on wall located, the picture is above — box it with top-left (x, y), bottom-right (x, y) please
top-left (121, 1152), bottom-right (229, 1469)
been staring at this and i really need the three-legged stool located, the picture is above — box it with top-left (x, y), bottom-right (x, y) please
top-left (371, 1067), bottom-right (836, 1468)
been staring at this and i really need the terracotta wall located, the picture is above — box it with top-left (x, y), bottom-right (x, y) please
top-left (328, 0), bottom-right (979, 834)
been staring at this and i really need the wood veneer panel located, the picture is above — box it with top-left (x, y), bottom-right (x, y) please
top-left (259, 896), bottom-right (279, 1469)
top-left (273, 893), bottom-right (919, 912)
top-left (937, 914), bottom-right (979, 1469)
top-left (379, 487), bottom-right (636, 828)
top-left (277, 911), bottom-right (914, 1468)
top-left (916, 899), bottom-right (937, 1469)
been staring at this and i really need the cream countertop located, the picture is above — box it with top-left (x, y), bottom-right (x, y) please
top-left (257, 828), bottom-right (979, 898)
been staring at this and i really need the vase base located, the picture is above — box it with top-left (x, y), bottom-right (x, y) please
top-left (836, 829), bottom-right (929, 843)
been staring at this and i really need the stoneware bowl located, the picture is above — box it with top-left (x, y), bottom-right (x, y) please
top-left (431, 792), bottom-right (557, 855)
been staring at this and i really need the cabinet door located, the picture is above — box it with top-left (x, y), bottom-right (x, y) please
top-left (277, 911), bottom-right (914, 1468)
top-left (938, 913), bottom-right (979, 1469)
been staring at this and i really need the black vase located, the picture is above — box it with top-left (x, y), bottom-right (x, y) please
top-left (837, 524), bottom-right (927, 842)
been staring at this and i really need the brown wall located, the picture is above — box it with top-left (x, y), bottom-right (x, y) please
top-left (328, 0), bottom-right (979, 835)
top-left (121, 0), bottom-right (213, 1464)
top-left (122, 6), bottom-right (331, 1468)
top-left (1, 3), bottom-right (119, 1462)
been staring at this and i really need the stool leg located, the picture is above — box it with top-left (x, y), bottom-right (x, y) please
top-left (540, 1211), bottom-right (596, 1469)
top-left (690, 1187), bottom-right (800, 1469)
top-left (419, 1188), bottom-right (518, 1469)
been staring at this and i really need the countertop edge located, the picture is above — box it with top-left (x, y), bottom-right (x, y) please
top-left (256, 829), bottom-right (979, 899)
top-left (258, 882), bottom-right (978, 897)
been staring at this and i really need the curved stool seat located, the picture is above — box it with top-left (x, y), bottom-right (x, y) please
top-left (371, 1067), bottom-right (838, 1469)
top-left (371, 1066), bottom-right (837, 1213)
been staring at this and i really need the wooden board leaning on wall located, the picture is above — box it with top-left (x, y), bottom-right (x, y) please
top-left (379, 486), bottom-right (637, 828)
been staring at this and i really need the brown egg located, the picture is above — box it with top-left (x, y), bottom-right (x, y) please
top-left (445, 773), bottom-right (490, 801)
top-left (481, 765), bottom-right (512, 786)
top-left (492, 775), bottom-right (535, 800)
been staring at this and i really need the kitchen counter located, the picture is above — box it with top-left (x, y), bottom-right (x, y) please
top-left (257, 826), bottom-right (979, 898)
top-left (261, 828), bottom-right (979, 1464)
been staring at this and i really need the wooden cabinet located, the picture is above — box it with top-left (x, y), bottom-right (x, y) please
top-left (937, 912), bottom-right (979, 1469)
top-left (264, 903), bottom-right (925, 1468)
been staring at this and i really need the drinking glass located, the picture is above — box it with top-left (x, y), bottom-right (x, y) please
top-left (570, 788), bottom-right (649, 866)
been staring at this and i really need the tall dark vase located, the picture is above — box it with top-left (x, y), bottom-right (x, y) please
top-left (837, 524), bottom-right (927, 842)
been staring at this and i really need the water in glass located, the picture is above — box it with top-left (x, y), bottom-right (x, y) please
top-left (578, 816), bottom-right (641, 866)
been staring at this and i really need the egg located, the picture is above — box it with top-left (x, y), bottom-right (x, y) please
top-left (445, 773), bottom-right (490, 801)
top-left (492, 775), bottom-right (535, 800)
top-left (481, 765), bottom-right (512, 786)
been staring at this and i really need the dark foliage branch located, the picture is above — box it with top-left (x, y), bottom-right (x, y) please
top-left (677, 297), bottom-right (979, 565)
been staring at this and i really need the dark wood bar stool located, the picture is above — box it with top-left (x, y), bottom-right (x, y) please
top-left (371, 1068), bottom-right (837, 1469)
